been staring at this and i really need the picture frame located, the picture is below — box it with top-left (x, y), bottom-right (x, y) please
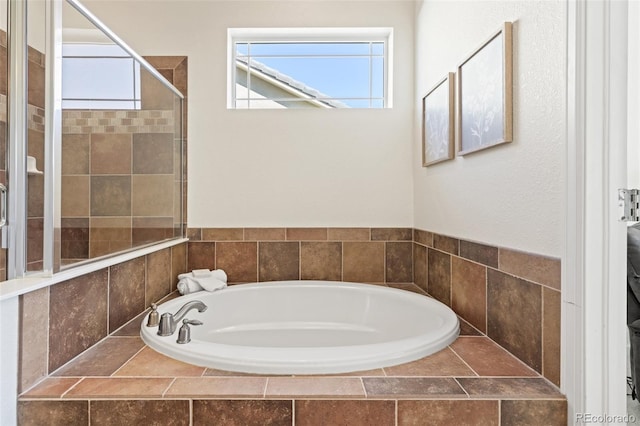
top-left (422, 72), bottom-right (455, 166)
top-left (457, 22), bottom-right (513, 156)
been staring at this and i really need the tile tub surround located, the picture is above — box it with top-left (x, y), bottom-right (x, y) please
top-left (186, 227), bottom-right (560, 386)
top-left (16, 227), bottom-right (563, 423)
top-left (186, 227), bottom-right (414, 284)
top-left (19, 286), bottom-right (566, 426)
top-left (413, 228), bottom-right (562, 387)
top-left (17, 243), bottom-right (188, 394)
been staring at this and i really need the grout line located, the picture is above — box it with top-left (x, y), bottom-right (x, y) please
top-left (110, 345), bottom-right (147, 377)
top-left (453, 377), bottom-right (470, 398)
top-left (447, 345), bottom-right (480, 377)
top-left (340, 241), bottom-right (344, 281)
top-left (411, 240), bottom-right (415, 285)
top-left (474, 337), bottom-right (541, 377)
top-left (395, 399), bottom-right (398, 426)
top-left (106, 267), bottom-right (111, 336)
top-left (298, 241), bottom-right (301, 280)
top-left (425, 245), bottom-right (429, 294)
top-left (485, 266), bottom-right (489, 334)
top-left (144, 255), bottom-right (148, 311)
top-left (45, 287), bottom-right (51, 380)
top-left (358, 374), bottom-right (542, 379)
top-left (161, 377), bottom-right (177, 398)
top-left (383, 241), bottom-right (387, 284)
top-left (449, 248), bottom-right (453, 306)
top-left (60, 377), bottom-right (85, 398)
top-left (359, 377), bottom-right (367, 398)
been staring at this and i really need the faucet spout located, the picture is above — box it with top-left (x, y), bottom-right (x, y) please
top-left (157, 300), bottom-right (207, 336)
top-left (174, 300), bottom-right (207, 323)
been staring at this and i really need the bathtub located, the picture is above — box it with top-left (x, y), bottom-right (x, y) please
top-left (141, 281), bottom-right (459, 374)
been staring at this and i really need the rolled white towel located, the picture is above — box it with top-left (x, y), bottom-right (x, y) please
top-left (176, 269), bottom-right (228, 295)
top-left (210, 269), bottom-right (227, 283)
top-left (177, 278), bottom-right (203, 295)
top-left (195, 276), bottom-right (227, 292)
top-left (192, 269), bottom-right (211, 278)
top-left (178, 269), bottom-right (228, 282)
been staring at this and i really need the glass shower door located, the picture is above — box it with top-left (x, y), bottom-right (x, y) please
top-left (0, 0), bottom-right (7, 280)
top-left (26, 0), bottom-right (47, 272)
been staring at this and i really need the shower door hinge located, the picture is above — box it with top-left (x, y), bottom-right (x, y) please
top-left (619, 188), bottom-right (640, 222)
top-left (1, 226), bottom-right (8, 249)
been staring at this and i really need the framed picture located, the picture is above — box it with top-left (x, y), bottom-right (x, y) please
top-left (457, 22), bottom-right (513, 155)
top-left (422, 72), bottom-right (455, 166)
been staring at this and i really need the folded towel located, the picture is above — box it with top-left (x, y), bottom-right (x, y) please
top-left (178, 269), bottom-right (227, 282)
top-left (177, 269), bottom-right (228, 295)
top-left (192, 269), bottom-right (211, 278)
top-left (211, 269), bottom-right (228, 282)
top-left (177, 279), bottom-right (203, 295)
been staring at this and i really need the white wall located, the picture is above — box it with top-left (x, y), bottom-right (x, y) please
top-left (0, 297), bottom-right (19, 425)
top-left (413, 0), bottom-right (565, 257)
top-left (81, 0), bottom-right (415, 228)
top-left (629, 0), bottom-right (640, 191)
top-left (27, 1), bottom-right (46, 53)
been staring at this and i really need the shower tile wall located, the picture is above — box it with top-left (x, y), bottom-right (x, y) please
top-left (60, 56), bottom-right (187, 264)
top-left (61, 115), bottom-right (175, 262)
top-left (145, 56), bottom-right (188, 225)
top-left (17, 243), bottom-right (187, 393)
top-left (27, 45), bottom-right (46, 271)
top-left (0, 32), bottom-right (50, 273)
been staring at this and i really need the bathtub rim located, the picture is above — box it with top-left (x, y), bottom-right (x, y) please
top-left (141, 280), bottom-right (460, 374)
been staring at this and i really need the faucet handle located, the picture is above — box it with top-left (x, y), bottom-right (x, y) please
top-left (177, 318), bottom-right (202, 344)
top-left (146, 303), bottom-right (160, 327)
top-left (157, 312), bottom-right (174, 336)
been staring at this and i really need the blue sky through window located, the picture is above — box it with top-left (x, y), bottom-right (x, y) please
top-left (236, 42), bottom-right (385, 108)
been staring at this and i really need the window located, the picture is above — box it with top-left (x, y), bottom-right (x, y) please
top-left (228, 28), bottom-right (392, 109)
top-left (62, 43), bottom-right (141, 109)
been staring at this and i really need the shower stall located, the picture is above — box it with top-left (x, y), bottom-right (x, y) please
top-left (0, 0), bottom-right (185, 280)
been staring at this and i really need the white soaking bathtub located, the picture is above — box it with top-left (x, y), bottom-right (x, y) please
top-left (140, 281), bottom-right (459, 374)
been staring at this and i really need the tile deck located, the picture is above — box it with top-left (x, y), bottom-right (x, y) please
top-left (19, 284), bottom-right (566, 425)
top-left (22, 285), bottom-right (561, 401)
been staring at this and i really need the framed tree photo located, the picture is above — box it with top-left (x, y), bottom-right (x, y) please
top-left (457, 22), bottom-right (513, 155)
top-left (422, 72), bottom-right (455, 166)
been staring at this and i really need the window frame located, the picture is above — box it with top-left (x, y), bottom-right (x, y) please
top-left (227, 27), bottom-right (394, 109)
top-left (61, 43), bottom-right (142, 110)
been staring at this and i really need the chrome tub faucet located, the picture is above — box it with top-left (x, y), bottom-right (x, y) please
top-left (157, 300), bottom-right (207, 336)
